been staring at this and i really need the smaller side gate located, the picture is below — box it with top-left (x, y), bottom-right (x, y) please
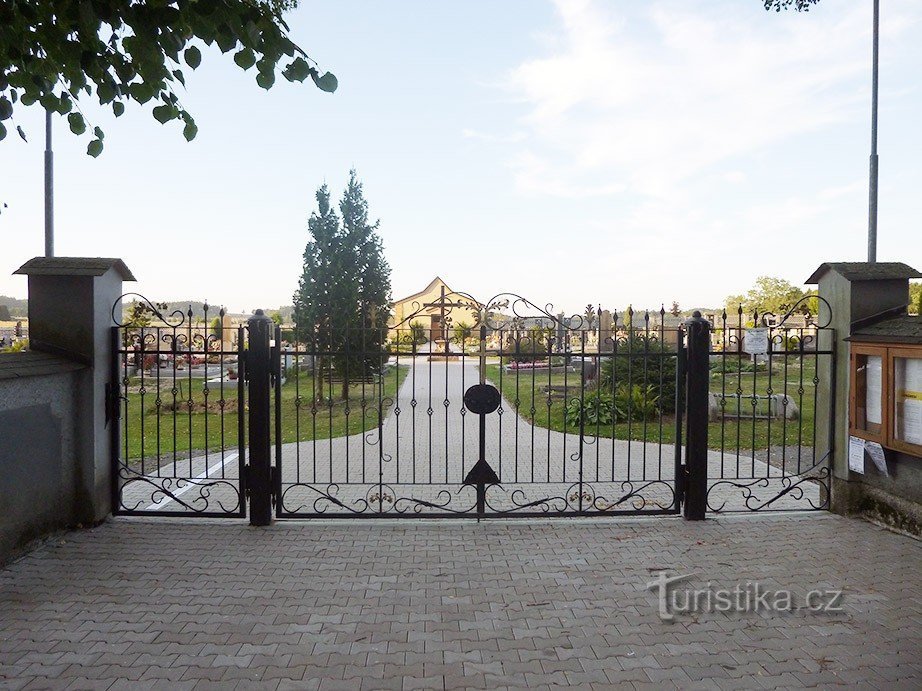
top-left (110, 297), bottom-right (247, 517)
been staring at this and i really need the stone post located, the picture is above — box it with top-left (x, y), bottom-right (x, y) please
top-left (13, 257), bottom-right (134, 524)
top-left (807, 262), bottom-right (921, 516)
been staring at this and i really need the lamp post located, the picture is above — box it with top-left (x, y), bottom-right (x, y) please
top-left (44, 108), bottom-right (53, 257)
top-left (867, 0), bottom-right (879, 262)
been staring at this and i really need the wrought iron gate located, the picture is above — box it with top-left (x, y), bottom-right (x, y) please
top-left (272, 292), bottom-right (682, 518)
top-left (111, 297), bottom-right (246, 516)
top-left (110, 292), bottom-right (834, 519)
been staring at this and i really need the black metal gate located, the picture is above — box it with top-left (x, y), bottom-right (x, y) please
top-left (272, 292), bottom-right (682, 518)
top-left (111, 297), bottom-right (247, 517)
top-left (110, 292), bottom-right (834, 519)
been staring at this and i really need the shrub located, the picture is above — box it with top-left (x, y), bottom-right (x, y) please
top-left (615, 384), bottom-right (659, 421)
top-left (599, 334), bottom-right (678, 413)
top-left (504, 327), bottom-right (552, 363)
top-left (566, 392), bottom-right (614, 427)
top-left (408, 321), bottom-right (428, 345)
top-left (565, 384), bottom-right (660, 428)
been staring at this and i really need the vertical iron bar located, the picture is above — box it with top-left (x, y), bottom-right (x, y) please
top-left (683, 312), bottom-right (709, 520)
top-left (237, 326), bottom-right (246, 517)
top-left (109, 327), bottom-right (120, 513)
top-left (673, 328), bottom-right (685, 509)
top-left (246, 310), bottom-right (273, 526)
top-left (274, 324), bottom-right (282, 513)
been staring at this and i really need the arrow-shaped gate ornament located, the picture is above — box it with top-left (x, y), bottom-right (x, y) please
top-left (463, 324), bottom-right (501, 516)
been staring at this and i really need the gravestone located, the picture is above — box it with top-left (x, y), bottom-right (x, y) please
top-left (599, 310), bottom-right (613, 352)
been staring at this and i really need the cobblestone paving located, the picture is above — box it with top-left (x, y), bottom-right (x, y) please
top-left (1, 513), bottom-right (920, 689)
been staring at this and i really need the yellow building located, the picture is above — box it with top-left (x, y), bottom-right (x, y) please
top-left (389, 277), bottom-right (480, 342)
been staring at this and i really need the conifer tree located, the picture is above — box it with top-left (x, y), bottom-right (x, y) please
top-left (293, 171), bottom-right (391, 401)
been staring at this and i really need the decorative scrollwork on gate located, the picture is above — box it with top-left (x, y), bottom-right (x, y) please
top-left (706, 466), bottom-right (830, 513)
top-left (118, 466), bottom-right (242, 515)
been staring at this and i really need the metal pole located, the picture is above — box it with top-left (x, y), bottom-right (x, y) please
top-left (246, 309), bottom-right (274, 526)
top-left (867, 0), bottom-right (879, 263)
top-left (683, 311), bottom-right (710, 520)
top-left (44, 108), bottom-right (54, 257)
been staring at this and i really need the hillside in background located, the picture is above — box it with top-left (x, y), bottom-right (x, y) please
top-left (0, 295), bottom-right (27, 318)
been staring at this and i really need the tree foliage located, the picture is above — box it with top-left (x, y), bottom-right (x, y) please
top-left (724, 276), bottom-right (815, 319)
top-left (0, 305), bottom-right (10, 321)
top-left (293, 171), bottom-right (392, 400)
top-left (910, 281), bottom-right (922, 316)
top-left (0, 0), bottom-right (336, 155)
top-left (762, 0), bottom-right (821, 11)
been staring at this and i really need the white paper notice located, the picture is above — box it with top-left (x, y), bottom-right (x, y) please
top-left (744, 328), bottom-right (769, 356)
top-left (848, 436), bottom-right (865, 473)
top-left (904, 358), bottom-right (922, 392)
top-left (902, 400), bottom-right (922, 446)
top-left (866, 355), bottom-right (882, 425)
top-left (865, 441), bottom-right (889, 477)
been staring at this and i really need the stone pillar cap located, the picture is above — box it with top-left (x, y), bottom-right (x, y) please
top-left (805, 262), bottom-right (920, 284)
top-left (14, 257), bottom-right (135, 281)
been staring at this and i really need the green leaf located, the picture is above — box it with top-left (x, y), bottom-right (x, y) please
top-left (98, 82), bottom-right (115, 104)
top-left (16, 126), bottom-right (27, 142)
top-left (87, 139), bottom-right (104, 157)
top-left (152, 104), bottom-right (174, 124)
top-left (183, 121), bottom-right (198, 142)
top-left (184, 45), bottom-right (202, 69)
top-left (94, 126), bottom-right (105, 141)
top-left (216, 32), bottom-right (236, 54)
top-left (0, 122), bottom-right (6, 141)
top-left (67, 112), bottom-right (87, 135)
top-left (173, 69), bottom-right (185, 86)
top-left (282, 57), bottom-right (311, 82)
top-left (113, 101), bottom-right (125, 117)
top-left (0, 97), bottom-right (11, 121)
top-left (234, 48), bottom-right (256, 70)
top-left (39, 93), bottom-right (58, 111)
top-left (256, 71), bottom-right (275, 90)
top-left (129, 82), bottom-right (155, 104)
top-left (311, 71), bottom-right (338, 93)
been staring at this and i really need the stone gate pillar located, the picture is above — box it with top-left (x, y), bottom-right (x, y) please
top-left (807, 261), bottom-right (921, 522)
top-left (13, 257), bottom-right (135, 524)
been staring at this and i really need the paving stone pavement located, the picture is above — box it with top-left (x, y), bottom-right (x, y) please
top-left (1, 513), bottom-right (919, 690)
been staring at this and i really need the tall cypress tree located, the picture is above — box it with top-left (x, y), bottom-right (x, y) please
top-left (293, 171), bottom-right (391, 401)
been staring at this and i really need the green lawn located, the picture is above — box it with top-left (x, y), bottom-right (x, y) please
top-left (121, 365), bottom-right (408, 461)
top-left (483, 357), bottom-right (819, 452)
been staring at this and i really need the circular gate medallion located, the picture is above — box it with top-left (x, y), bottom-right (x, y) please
top-left (463, 383), bottom-right (501, 415)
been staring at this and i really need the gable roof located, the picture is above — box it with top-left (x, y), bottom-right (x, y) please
top-left (14, 257), bottom-right (136, 281)
top-left (805, 262), bottom-right (921, 284)
top-left (392, 277), bottom-right (451, 305)
top-left (849, 315), bottom-right (922, 345)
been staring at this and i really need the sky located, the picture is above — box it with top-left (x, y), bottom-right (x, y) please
top-left (1, 0), bottom-right (920, 316)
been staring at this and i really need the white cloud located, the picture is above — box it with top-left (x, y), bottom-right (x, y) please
top-left (502, 0), bottom-right (885, 199)
top-left (461, 128), bottom-right (527, 143)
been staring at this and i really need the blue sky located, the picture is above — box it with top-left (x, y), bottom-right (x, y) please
top-left (1, 0), bottom-right (920, 314)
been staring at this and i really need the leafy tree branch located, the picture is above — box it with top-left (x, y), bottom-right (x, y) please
top-left (0, 0), bottom-right (337, 156)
